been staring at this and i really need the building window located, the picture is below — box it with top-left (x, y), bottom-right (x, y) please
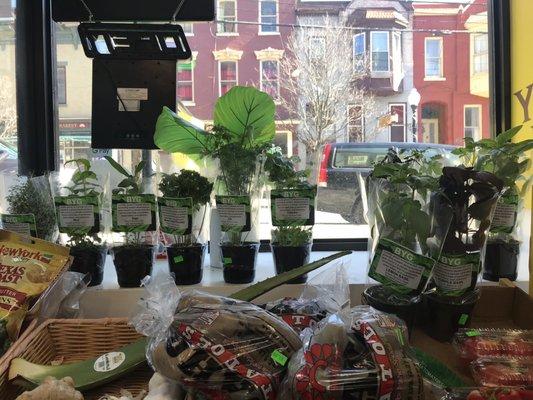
top-left (473, 34), bottom-right (489, 74)
top-left (177, 61), bottom-right (194, 103)
top-left (370, 31), bottom-right (389, 72)
top-left (353, 33), bottom-right (366, 73)
top-left (260, 0), bottom-right (278, 33)
top-left (425, 37), bottom-right (443, 78)
top-left (347, 105), bottom-right (364, 142)
top-left (219, 61), bottom-right (238, 96)
top-left (181, 22), bottom-right (194, 36)
top-left (464, 105), bottom-right (482, 140)
top-left (389, 103), bottom-right (406, 142)
top-left (217, 0), bottom-right (237, 34)
top-left (57, 65), bottom-right (67, 105)
top-left (260, 60), bottom-right (279, 99)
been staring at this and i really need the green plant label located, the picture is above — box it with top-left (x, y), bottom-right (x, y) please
top-left (490, 192), bottom-right (519, 234)
top-left (271, 188), bottom-right (316, 226)
top-left (54, 196), bottom-right (100, 235)
top-left (369, 238), bottom-right (434, 295)
top-left (158, 197), bottom-right (193, 235)
top-left (433, 252), bottom-right (481, 297)
top-left (1, 214), bottom-right (37, 237)
top-left (112, 194), bottom-right (156, 233)
top-left (223, 257), bottom-right (232, 265)
top-left (216, 195), bottom-right (251, 232)
top-left (173, 255), bottom-right (184, 264)
top-left (466, 330), bottom-right (481, 337)
top-left (458, 314), bottom-right (469, 326)
top-left (271, 349), bottom-right (288, 366)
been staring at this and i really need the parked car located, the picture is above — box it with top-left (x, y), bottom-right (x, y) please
top-left (317, 142), bottom-right (456, 224)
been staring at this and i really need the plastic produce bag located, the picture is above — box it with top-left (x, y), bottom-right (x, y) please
top-left (263, 264), bottom-right (350, 333)
top-left (471, 358), bottom-right (533, 387)
top-left (453, 329), bottom-right (533, 363)
top-left (441, 387), bottom-right (533, 400)
top-left (131, 273), bottom-right (302, 400)
top-left (281, 306), bottom-right (424, 400)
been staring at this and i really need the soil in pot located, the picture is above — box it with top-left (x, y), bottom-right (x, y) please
top-left (167, 243), bottom-right (206, 285)
top-left (69, 245), bottom-right (108, 286)
top-left (271, 244), bottom-right (312, 284)
top-left (483, 239), bottom-right (519, 282)
top-left (362, 285), bottom-right (420, 335)
top-left (221, 243), bottom-right (259, 284)
top-left (113, 245), bottom-right (154, 288)
top-left (421, 289), bottom-right (480, 342)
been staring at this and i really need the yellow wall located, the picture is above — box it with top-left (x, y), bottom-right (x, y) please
top-left (510, 0), bottom-right (533, 292)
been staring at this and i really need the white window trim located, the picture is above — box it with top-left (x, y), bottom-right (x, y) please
top-left (218, 60), bottom-right (239, 97)
top-left (217, 0), bottom-right (239, 36)
top-left (259, 0), bottom-right (279, 35)
top-left (464, 104), bottom-right (483, 141)
top-left (388, 103), bottom-right (406, 142)
top-left (424, 36), bottom-right (444, 79)
top-left (370, 31), bottom-right (390, 74)
top-left (57, 63), bottom-right (68, 106)
top-left (353, 32), bottom-right (366, 71)
top-left (181, 22), bottom-right (194, 37)
top-left (347, 104), bottom-right (365, 142)
top-left (260, 60), bottom-right (280, 101)
top-left (275, 130), bottom-right (293, 157)
top-left (471, 33), bottom-right (489, 76)
top-left (178, 63), bottom-right (195, 106)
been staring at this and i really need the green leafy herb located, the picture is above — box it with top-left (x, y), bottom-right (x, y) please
top-left (272, 226), bottom-right (312, 247)
top-left (105, 156), bottom-right (146, 196)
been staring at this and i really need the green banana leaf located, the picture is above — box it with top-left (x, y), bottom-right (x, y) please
top-left (214, 86), bottom-right (276, 145)
top-left (154, 106), bottom-right (210, 155)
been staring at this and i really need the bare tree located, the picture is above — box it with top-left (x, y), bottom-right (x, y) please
top-left (0, 76), bottom-right (17, 141)
top-left (278, 16), bottom-right (376, 169)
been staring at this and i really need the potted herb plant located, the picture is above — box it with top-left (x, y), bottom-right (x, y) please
top-left (4, 176), bottom-right (57, 241)
top-left (105, 157), bottom-right (157, 288)
top-left (154, 86), bottom-right (276, 284)
top-left (361, 149), bottom-right (448, 332)
top-left (452, 126), bottom-right (533, 282)
top-left (266, 147), bottom-right (316, 284)
top-left (55, 159), bottom-right (107, 286)
top-left (424, 166), bottom-right (503, 341)
top-left (158, 170), bottom-right (213, 285)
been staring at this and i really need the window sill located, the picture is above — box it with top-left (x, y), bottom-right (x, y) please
top-left (258, 31), bottom-right (280, 36)
top-left (182, 101), bottom-right (196, 106)
top-left (216, 32), bottom-right (239, 37)
top-left (424, 76), bottom-right (446, 81)
top-left (370, 71), bottom-right (391, 78)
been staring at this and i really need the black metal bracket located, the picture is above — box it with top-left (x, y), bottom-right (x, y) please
top-left (78, 23), bottom-right (192, 60)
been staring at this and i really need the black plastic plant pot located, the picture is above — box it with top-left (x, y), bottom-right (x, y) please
top-left (221, 243), bottom-right (259, 284)
top-left (69, 245), bottom-right (108, 286)
top-left (362, 285), bottom-right (420, 335)
top-left (167, 243), bottom-right (206, 285)
top-left (422, 289), bottom-right (481, 342)
top-left (271, 244), bottom-right (312, 284)
top-left (112, 245), bottom-right (154, 288)
top-left (483, 240), bottom-right (519, 282)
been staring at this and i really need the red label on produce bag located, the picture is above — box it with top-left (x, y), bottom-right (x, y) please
top-left (281, 314), bottom-right (318, 331)
top-left (353, 320), bottom-right (395, 400)
top-left (177, 322), bottom-right (277, 400)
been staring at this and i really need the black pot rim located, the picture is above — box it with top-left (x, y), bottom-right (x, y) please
top-left (363, 285), bottom-right (421, 306)
top-left (425, 288), bottom-right (481, 305)
top-left (271, 243), bottom-right (312, 249)
top-left (113, 244), bottom-right (154, 251)
top-left (220, 242), bottom-right (260, 250)
top-left (166, 243), bottom-right (206, 250)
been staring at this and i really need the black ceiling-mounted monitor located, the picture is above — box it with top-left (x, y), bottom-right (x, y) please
top-left (52, 0), bottom-right (215, 22)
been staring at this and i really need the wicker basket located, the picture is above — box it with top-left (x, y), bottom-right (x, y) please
top-left (0, 318), bottom-right (152, 400)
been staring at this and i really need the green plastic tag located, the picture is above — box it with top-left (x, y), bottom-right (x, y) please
top-left (466, 330), bottom-right (481, 337)
top-left (223, 257), bottom-right (232, 265)
top-left (271, 350), bottom-right (288, 366)
top-left (458, 314), bottom-right (469, 326)
top-left (394, 328), bottom-right (405, 345)
top-left (173, 255), bottom-right (184, 264)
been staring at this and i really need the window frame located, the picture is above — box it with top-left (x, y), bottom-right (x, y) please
top-left (464, 104), bottom-right (483, 141)
top-left (472, 33), bottom-right (489, 75)
top-left (217, 0), bottom-right (238, 36)
top-left (56, 63), bottom-right (67, 106)
top-left (388, 103), bottom-right (406, 142)
top-left (218, 60), bottom-right (238, 97)
top-left (424, 36), bottom-right (444, 80)
top-left (370, 31), bottom-right (390, 73)
top-left (260, 59), bottom-right (280, 100)
top-left (347, 104), bottom-right (364, 142)
top-left (177, 61), bottom-right (195, 105)
top-left (353, 32), bottom-right (366, 72)
top-left (259, 0), bottom-right (279, 35)
top-left (181, 22), bottom-right (194, 36)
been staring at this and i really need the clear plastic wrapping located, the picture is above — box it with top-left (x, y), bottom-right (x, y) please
top-left (281, 306), bottom-right (424, 400)
top-left (471, 358), bottom-right (533, 387)
top-left (263, 264), bottom-right (349, 333)
top-left (453, 329), bottom-right (533, 363)
top-left (132, 273), bottom-right (302, 400)
top-left (441, 387), bottom-right (533, 400)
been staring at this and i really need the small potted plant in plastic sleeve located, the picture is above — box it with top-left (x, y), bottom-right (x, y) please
top-left (1, 175), bottom-right (58, 241)
top-left (53, 158), bottom-right (108, 286)
top-left (266, 147), bottom-right (316, 284)
top-left (106, 156), bottom-right (157, 288)
top-left (158, 170), bottom-right (213, 285)
top-left (360, 149), bottom-right (452, 332)
top-left (423, 166), bottom-right (502, 341)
